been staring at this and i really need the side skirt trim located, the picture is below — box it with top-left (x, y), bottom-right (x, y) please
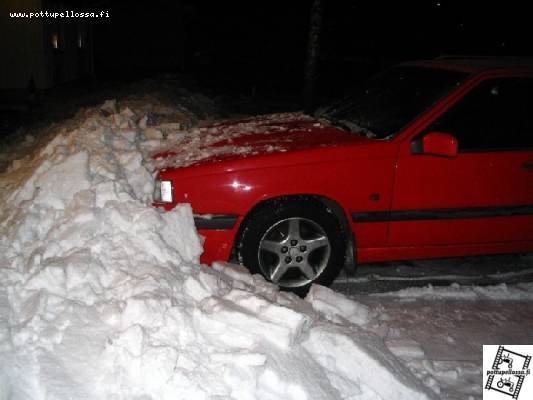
top-left (352, 205), bottom-right (533, 223)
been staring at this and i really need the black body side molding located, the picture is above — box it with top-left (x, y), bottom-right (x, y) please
top-left (194, 214), bottom-right (239, 229)
top-left (352, 205), bottom-right (533, 223)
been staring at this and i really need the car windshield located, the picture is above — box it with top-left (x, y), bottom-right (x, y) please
top-left (318, 66), bottom-right (468, 139)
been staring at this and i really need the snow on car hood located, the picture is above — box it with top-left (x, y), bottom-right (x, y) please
top-left (0, 99), bottom-right (436, 399)
top-left (150, 112), bottom-right (368, 170)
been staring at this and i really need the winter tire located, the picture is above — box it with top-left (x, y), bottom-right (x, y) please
top-left (237, 200), bottom-right (346, 296)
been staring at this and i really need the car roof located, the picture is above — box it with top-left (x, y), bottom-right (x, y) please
top-left (402, 56), bottom-right (533, 74)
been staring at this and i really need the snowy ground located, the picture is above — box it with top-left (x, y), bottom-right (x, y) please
top-left (1, 86), bottom-right (532, 400)
top-left (362, 293), bottom-right (533, 399)
top-left (331, 248), bottom-right (533, 399)
top-left (334, 253), bottom-right (533, 294)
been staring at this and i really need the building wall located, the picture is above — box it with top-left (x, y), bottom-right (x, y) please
top-left (41, 7), bottom-right (93, 87)
top-left (0, 0), bottom-right (48, 91)
top-left (0, 0), bottom-right (94, 94)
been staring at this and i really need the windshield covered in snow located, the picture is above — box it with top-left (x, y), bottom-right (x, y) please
top-left (318, 66), bottom-right (467, 139)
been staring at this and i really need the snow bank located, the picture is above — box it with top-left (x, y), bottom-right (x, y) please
top-left (0, 99), bottom-right (437, 399)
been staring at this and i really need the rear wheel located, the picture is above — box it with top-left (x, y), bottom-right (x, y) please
top-left (237, 200), bottom-right (347, 296)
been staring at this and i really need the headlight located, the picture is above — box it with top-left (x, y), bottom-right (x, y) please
top-left (154, 180), bottom-right (173, 203)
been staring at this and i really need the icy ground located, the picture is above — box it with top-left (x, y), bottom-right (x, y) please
top-left (334, 254), bottom-right (533, 294)
top-left (332, 240), bottom-right (533, 399)
top-left (0, 90), bottom-right (532, 400)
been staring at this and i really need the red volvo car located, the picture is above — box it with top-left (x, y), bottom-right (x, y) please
top-left (154, 57), bottom-right (533, 294)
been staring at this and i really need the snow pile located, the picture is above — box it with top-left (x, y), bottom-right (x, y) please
top-left (0, 99), bottom-right (437, 399)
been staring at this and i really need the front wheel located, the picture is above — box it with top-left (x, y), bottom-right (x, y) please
top-left (237, 200), bottom-right (347, 296)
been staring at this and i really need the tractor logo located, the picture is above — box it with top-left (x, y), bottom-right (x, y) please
top-left (496, 377), bottom-right (515, 393)
top-left (484, 346), bottom-right (531, 399)
top-left (497, 353), bottom-right (514, 370)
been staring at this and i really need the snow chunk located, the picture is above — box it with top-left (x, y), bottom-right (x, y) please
top-left (198, 289), bottom-right (312, 349)
top-left (306, 284), bottom-right (370, 325)
top-left (100, 99), bottom-right (118, 115)
top-left (13, 151), bottom-right (91, 209)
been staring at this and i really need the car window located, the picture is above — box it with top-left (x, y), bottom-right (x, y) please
top-left (319, 66), bottom-right (467, 139)
top-left (426, 77), bottom-right (533, 151)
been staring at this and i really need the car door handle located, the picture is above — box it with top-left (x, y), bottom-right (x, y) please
top-left (523, 161), bottom-right (533, 172)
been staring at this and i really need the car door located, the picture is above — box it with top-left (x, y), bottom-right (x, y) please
top-left (389, 75), bottom-right (533, 247)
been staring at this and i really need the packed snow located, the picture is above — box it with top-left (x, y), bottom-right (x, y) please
top-left (149, 112), bottom-right (313, 170)
top-left (0, 96), bottom-right (438, 400)
top-left (376, 281), bottom-right (533, 300)
top-left (0, 92), bottom-right (531, 400)
top-left (346, 286), bottom-right (533, 400)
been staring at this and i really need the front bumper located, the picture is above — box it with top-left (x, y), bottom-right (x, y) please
top-left (194, 214), bottom-right (239, 264)
top-left (197, 228), bottom-right (238, 264)
top-left (153, 202), bottom-right (240, 264)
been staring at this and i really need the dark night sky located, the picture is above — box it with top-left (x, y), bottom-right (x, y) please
top-left (89, 1), bottom-right (533, 97)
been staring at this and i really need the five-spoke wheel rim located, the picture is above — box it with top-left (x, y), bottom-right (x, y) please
top-left (257, 217), bottom-right (331, 288)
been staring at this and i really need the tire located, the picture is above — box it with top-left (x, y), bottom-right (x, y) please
top-left (237, 199), bottom-right (347, 296)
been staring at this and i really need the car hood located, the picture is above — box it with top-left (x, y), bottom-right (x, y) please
top-left (152, 112), bottom-right (372, 169)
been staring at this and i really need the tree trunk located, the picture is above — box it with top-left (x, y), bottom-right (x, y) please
top-left (303, 0), bottom-right (322, 110)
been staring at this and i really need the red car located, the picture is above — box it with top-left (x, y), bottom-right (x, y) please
top-left (154, 57), bottom-right (533, 294)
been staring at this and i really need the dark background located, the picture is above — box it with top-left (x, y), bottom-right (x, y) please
top-left (2, 0), bottom-right (532, 139)
top-left (92, 0), bottom-right (533, 101)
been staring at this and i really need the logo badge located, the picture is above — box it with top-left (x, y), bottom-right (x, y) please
top-left (484, 345), bottom-right (532, 399)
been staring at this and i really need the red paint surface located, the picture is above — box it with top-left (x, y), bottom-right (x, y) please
top-left (154, 62), bottom-right (533, 265)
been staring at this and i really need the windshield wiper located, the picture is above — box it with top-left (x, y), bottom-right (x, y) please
top-left (321, 117), bottom-right (356, 133)
top-left (322, 117), bottom-right (377, 139)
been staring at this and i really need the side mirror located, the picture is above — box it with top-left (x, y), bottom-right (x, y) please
top-left (412, 131), bottom-right (458, 158)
